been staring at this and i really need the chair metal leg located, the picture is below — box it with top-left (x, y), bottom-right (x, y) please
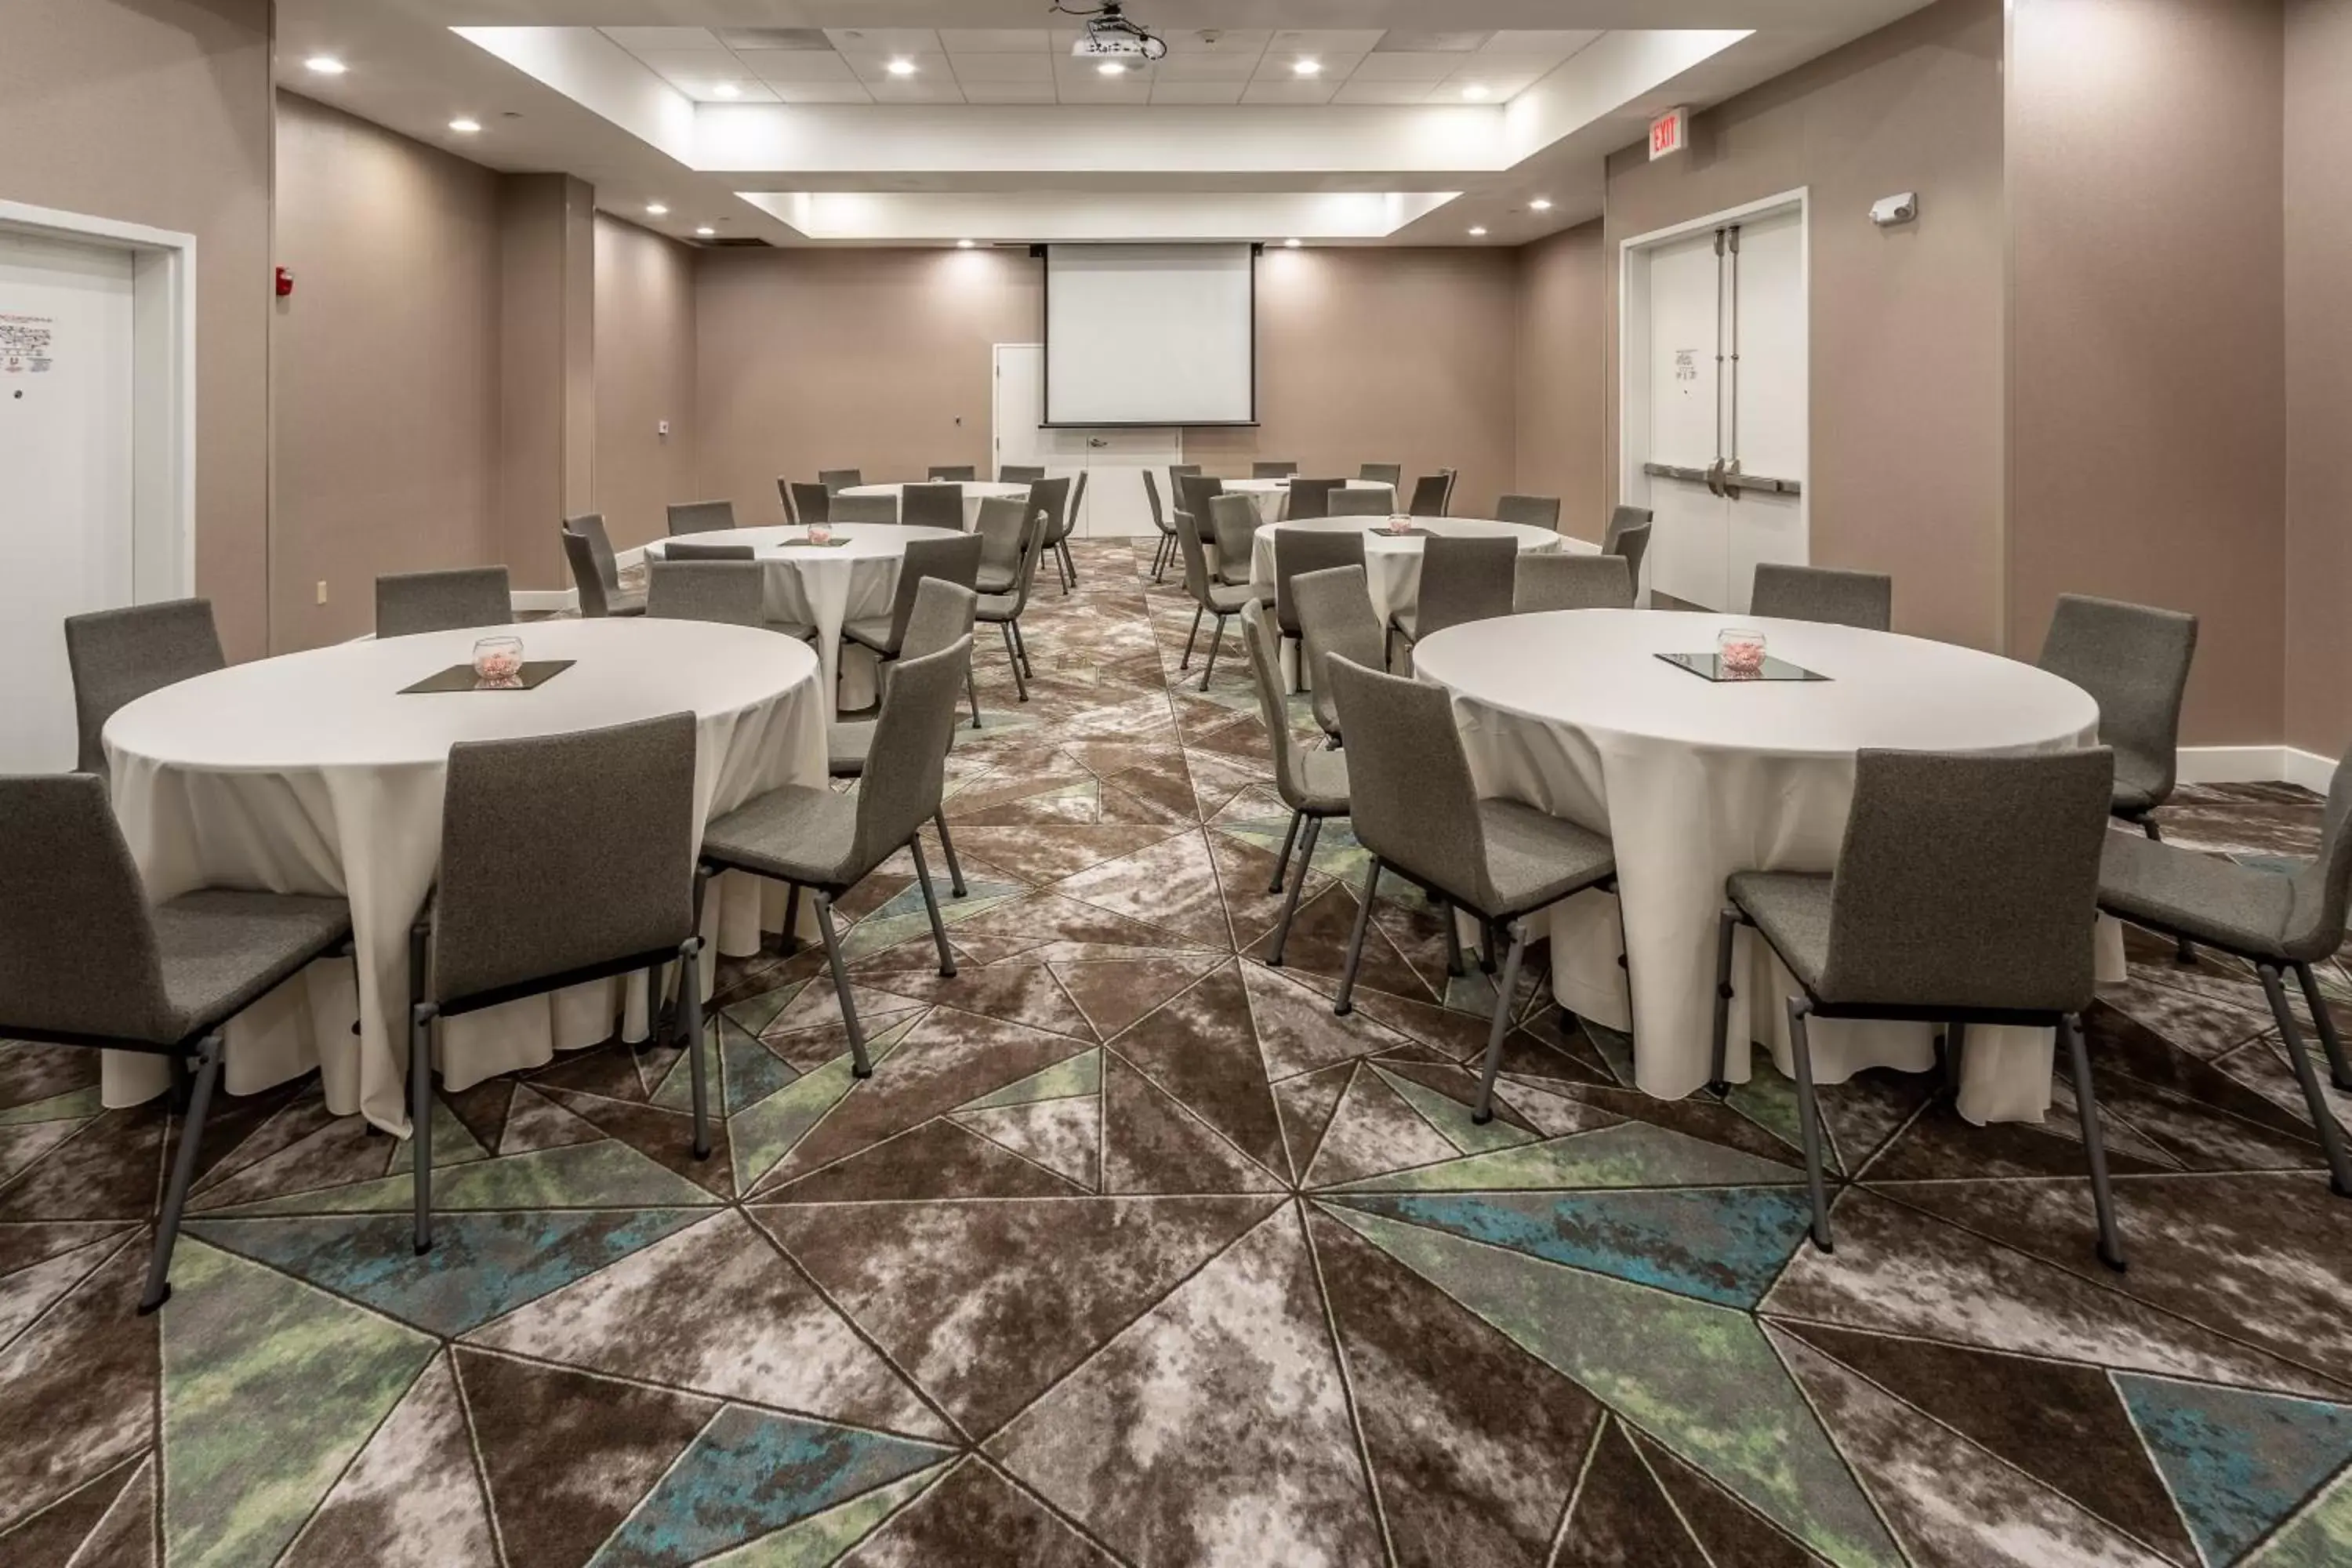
top-left (1199, 615), bottom-right (1228, 691)
top-left (1061, 539), bottom-right (1079, 586)
top-left (2263, 963), bottom-right (2352, 1196)
top-left (1784, 998), bottom-right (1834, 1252)
top-left (1334, 858), bottom-right (1383, 1017)
top-left (934, 811), bottom-right (968, 897)
top-left (1944, 1021), bottom-right (1969, 1097)
top-left (166, 1051), bottom-right (192, 1115)
top-left (1443, 901), bottom-right (1465, 979)
top-left (779, 884), bottom-right (802, 956)
top-left (815, 894), bottom-right (872, 1078)
top-left (140, 1031), bottom-right (223, 1314)
top-left (1181, 605), bottom-right (1203, 670)
top-left (966, 666), bottom-right (982, 731)
top-left (1269, 810), bottom-right (1303, 895)
top-left (1479, 918), bottom-right (1500, 976)
top-left (1473, 921), bottom-right (1529, 1124)
top-left (1001, 621), bottom-right (1030, 703)
top-left (2061, 1013), bottom-right (2127, 1269)
top-left (2292, 961), bottom-right (2352, 1092)
top-left (681, 936), bottom-right (710, 1160)
top-left (909, 837), bottom-right (958, 979)
top-left (408, 917), bottom-right (434, 1256)
top-left (2141, 818), bottom-right (2197, 964)
top-left (1012, 619), bottom-right (1033, 679)
top-left (1708, 909), bottom-right (1737, 1094)
top-left (1268, 817), bottom-right (1322, 968)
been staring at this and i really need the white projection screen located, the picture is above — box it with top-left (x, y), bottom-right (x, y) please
top-left (1044, 244), bottom-right (1257, 426)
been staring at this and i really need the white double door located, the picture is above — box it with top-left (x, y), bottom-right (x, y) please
top-left (1626, 198), bottom-right (1806, 612)
top-left (993, 343), bottom-right (1181, 539)
top-left (0, 229), bottom-right (137, 771)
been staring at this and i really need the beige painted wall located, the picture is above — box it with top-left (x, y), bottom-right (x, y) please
top-left (498, 174), bottom-right (597, 590)
top-left (2, 0), bottom-right (274, 659)
top-left (271, 93), bottom-right (500, 649)
top-left (593, 215), bottom-right (699, 553)
top-left (1514, 222), bottom-right (1608, 538)
top-left (2008, 0), bottom-right (2286, 745)
top-left (1603, 0), bottom-right (2009, 650)
top-left (2285, 0), bottom-right (2352, 757)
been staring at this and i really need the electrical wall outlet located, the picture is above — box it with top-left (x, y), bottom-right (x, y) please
top-left (315, 580), bottom-right (328, 605)
top-left (657, 419), bottom-right (671, 437)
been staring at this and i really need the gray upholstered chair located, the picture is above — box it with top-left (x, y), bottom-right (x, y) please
top-left (928, 465), bottom-right (976, 482)
top-left (1208, 493), bottom-right (1263, 589)
top-left (1359, 463), bottom-right (1402, 489)
top-left (1286, 478), bottom-right (1341, 521)
top-left (1708, 747), bottom-right (2122, 1265)
top-left (702, 641), bottom-right (969, 1075)
top-left (1292, 564), bottom-right (1387, 743)
top-left (1172, 500), bottom-right (1272, 691)
top-left (831, 579), bottom-right (978, 895)
top-left (648, 561), bottom-right (765, 626)
top-left (1240, 603), bottom-right (1349, 964)
top-left (999, 464), bottom-right (1046, 484)
top-left (1045, 470), bottom-right (1087, 591)
top-left (786, 481), bottom-right (831, 527)
top-left (1168, 463), bottom-right (1202, 501)
top-left (977, 497), bottom-right (1051, 706)
top-left (1254, 460), bottom-right (1300, 479)
top-left (1142, 470), bottom-right (1180, 583)
top-left (1325, 655), bottom-right (1617, 1122)
top-left (1515, 553), bottom-right (1633, 613)
top-left (666, 499), bottom-right (736, 535)
top-left (902, 483), bottom-right (965, 532)
top-left (1330, 488), bottom-right (1392, 518)
top-left (1406, 470), bottom-right (1457, 517)
top-left (818, 469), bottom-right (862, 494)
top-left (831, 493), bottom-right (898, 525)
top-left (1274, 528), bottom-right (1369, 666)
top-left (1394, 533), bottom-right (1516, 653)
top-left (2038, 593), bottom-right (2198, 836)
top-left (661, 541), bottom-right (755, 562)
top-left (1751, 563), bottom-right (1893, 631)
top-left (1602, 506), bottom-right (1653, 597)
top-left (561, 514), bottom-right (646, 618)
top-left (1495, 495), bottom-right (1562, 531)
top-left (376, 568), bottom-right (513, 640)
top-left (1175, 474), bottom-right (1225, 547)
top-left (64, 599), bottom-right (226, 776)
top-left (974, 496), bottom-right (1028, 594)
top-left (845, 533), bottom-right (984, 669)
top-left (0, 773), bottom-right (352, 1310)
top-left (2096, 742), bottom-right (2352, 1196)
top-left (412, 713), bottom-right (706, 1253)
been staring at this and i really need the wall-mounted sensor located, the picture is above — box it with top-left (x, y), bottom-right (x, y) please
top-left (1870, 192), bottom-right (1918, 227)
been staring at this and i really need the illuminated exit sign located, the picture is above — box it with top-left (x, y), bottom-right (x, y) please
top-left (1650, 106), bottom-right (1690, 160)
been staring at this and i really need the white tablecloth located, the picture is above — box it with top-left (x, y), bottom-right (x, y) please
top-left (1410, 610), bottom-right (2116, 1124)
top-left (1221, 477), bottom-right (1396, 525)
top-left (103, 619), bottom-right (828, 1134)
top-left (837, 481), bottom-right (1029, 532)
top-left (1247, 516), bottom-right (1573, 630)
top-left (648, 523), bottom-right (964, 716)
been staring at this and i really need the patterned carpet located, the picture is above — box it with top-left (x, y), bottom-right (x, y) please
top-left (4, 537), bottom-right (2351, 1567)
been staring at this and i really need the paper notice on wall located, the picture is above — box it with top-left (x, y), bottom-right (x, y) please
top-left (1674, 349), bottom-right (1698, 383)
top-left (0, 312), bottom-right (56, 373)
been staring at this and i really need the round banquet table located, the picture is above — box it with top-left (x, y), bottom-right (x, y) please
top-left (1248, 515), bottom-right (1577, 635)
top-left (647, 522), bottom-right (964, 714)
top-left (102, 617), bottom-right (828, 1134)
top-left (1410, 609), bottom-right (2117, 1124)
top-left (837, 481), bottom-right (1029, 532)
top-left (1221, 476), bottom-right (1396, 525)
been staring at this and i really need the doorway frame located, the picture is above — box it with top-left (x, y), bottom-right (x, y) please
top-left (0, 199), bottom-right (198, 601)
top-left (1617, 186), bottom-right (1810, 602)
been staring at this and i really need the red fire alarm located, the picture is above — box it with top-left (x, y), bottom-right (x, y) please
top-left (274, 266), bottom-right (295, 298)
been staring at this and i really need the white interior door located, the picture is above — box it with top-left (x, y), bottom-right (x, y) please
top-left (993, 343), bottom-right (1181, 539)
top-left (0, 230), bottom-right (136, 771)
top-left (1643, 229), bottom-right (1730, 610)
top-left (1722, 207), bottom-right (1806, 607)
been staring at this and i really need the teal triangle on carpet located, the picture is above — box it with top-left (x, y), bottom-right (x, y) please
top-left (699, 1461), bottom-right (953, 1566)
top-left (1330, 1121), bottom-right (1799, 1193)
top-left (2117, 1371), bottom-right (2352, 1566)
top-left (216, 1138), bottom-right (719, 1214)
top-left (1331, 1187), bottom-right (1813, 1308)
top-left (957, 1047), bottom-right (1101, 1112)
top-left (728, 1013), bottom-right (922, 1192)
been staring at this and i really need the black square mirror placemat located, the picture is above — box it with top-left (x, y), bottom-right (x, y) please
top-left (400, 659), bottom-right (575, 695)
top-left (1655, 652), bottom-right (1830, 684)
top-left (777, 537), bottom-right (853, 549)
top-left (1372, 526), bottom-right (1435, 539)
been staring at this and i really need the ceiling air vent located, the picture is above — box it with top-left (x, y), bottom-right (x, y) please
top-left (714, 28), bottom-right (831, 51)
top-left (704, 236), bottom-right (775, 248)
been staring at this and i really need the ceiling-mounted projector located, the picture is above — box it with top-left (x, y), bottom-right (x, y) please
top-left (1056, 2), bottom-right (1169, 63)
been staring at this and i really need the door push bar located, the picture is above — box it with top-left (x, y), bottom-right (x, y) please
top-left (1642, 460), bottom-right (1803, 499)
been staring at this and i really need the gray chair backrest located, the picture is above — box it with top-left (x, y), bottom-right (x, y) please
top-left (849, 639), bottom-right (971, 879)
top-left (788, 481), bottom-right (831, 526)
top-left (1254, 460), bottom-right (1299, 479)
top-left (1606, 517), bottom-right (1652, 589)
top-left (662, 541), bottom-right (755, 562)
top-left (818, 469), bottom-right (862, 494)
top-left (1275, 529), bottom-right (1369, 638)
top-left (1820, 748), bottom-right (2114, 1013)
top-left (0, 773), bottom-right (179, 1043)
top-left (1324, 655), bottom-right (1494, 910)
top-left (1359, 463), bottom-right (1402, 488)
top-left (881, 533), bottom-right (985, 652)
top-left (1330, 488), bottom-right (1392, 518)
top-left (1416, 534), bottom-right (1519, 638)
top-left (998, 465), bottom-right (1046, 484)
top-left (1407, 472), bottom-right (1454, 517)
top-left (1026, 476), bottom-right (1073, 554)
top-left (1495, 494), bottom-right (1562, 531)
top-left (648, 561), bottom-right (765, 626)
top-left (666, 499), bottom-right (736, 535)
top-left (1602, 505), bottom-right (1653, 555)
top-left (1142, 469), bottom-right (1174, 536)
top-left (831, 493), bottom-right (898, 525)
top-left (1751, 563), bottom-right (1893, 631)
top-left (1207, 494), bottom-right (1261, 579)
top-left (928, 465), bottom-right (976, 481)
top-left (1514, 553), bottom-right (1632, 613)
top-left (376, 568), bottom-right (512, 640)
top-left (1240, 601), bottom-right (1330, 813)
top-left (1171, 499), bottom-right (1219, 609)
top-left (902, 483), bottom-right (965, 532)
top-left (1060, 470), bottom-right (1088, 543)
top-left (2036, 593), bottom-right (2197, 814)
top-left (561, 525), bottom-right (620, 619)
top-left (63, 598), bottom-right (226, 775)
top-left (902, 578), bottom-right (978, 662)
top-left (1287, 478), bottom-right (1341, 521)
top-left (2284, 743), bottom-right (2352, 963)
top-left (1176, 474), bottom-right (1225, 543)
top-left (975, 496), bottom-right (1028, 579)
top-left (1292, 565), bottom-right (1387, 699)
top-left (430, 712), bottom-right (699, 1007)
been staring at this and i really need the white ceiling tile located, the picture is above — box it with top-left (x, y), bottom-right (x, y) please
top-left (770, 80), bottom-right (875, 103)
top-left (713, 28), bottom-right (831, 52)
top-left (628, 49), bottom-right (744, 81)
top-left (948, 53), bottom-right (1055, 83)
top-left (684, 78), bottom-right (779, 103)
top-left (1330, 79), bottom-right (1439, 104)
top-left (1269, 30), bottom-right (1385, 54)
top-left (1348, 51), bottom-right (1467, 82)
top-left (937, 29), bottom-right (1051, 53)
top-left (1240, 79), bottom-right (1341, 105)
top-left (959, 80), bottom-right (1059, 103)
top-left (1055, 74), bottom-right (1152, 104)
top-left (1156, 53), bottom-right (1260, 81)
top-left (1372, 31), bottom-right (1494, 53)
top-left (841, 51), bottom-right (949, 84)
top-left (823, 28), bottom-right (940, 54)
top-left (866, 76), bottom-right (966, 104)
top-left (1481, 31), bottom-right (1603, 58)
top-left (599, 27), bottom-right (720, 56)
top-left (1255, 52), bottom-right (1367, 85)
top-left (1159, 29), bottom-right (1271, 56)
top-left (1149, 80), bottom-right (1247, 104)
top-left (737, 49), bottom-right (856, 84)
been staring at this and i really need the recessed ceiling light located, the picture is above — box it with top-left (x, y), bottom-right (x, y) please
top-left (1468, 226), bottom-right (1488, 237)
top-left (1097, 60), bottom-right (1128, 75)
top-left (956, 239), bottom-right (976, 249)
top-left (695, 226), bottom-right (717, 237)
top-left (1461, 83), bottom-right (1490, 100)
top-left (1283, 238), bottom-right (1301, 249)
top-left (645, 202), bottom-right (669, 217)
top-left (1293, 59), bottom-right (1323, 77)
top-left (1530, 198), bottom-right (1553, 212)
top-left (885, 58), bottom-right (917, 77)
top-left (448, 117), bottom-right (481, 134)
top-left (304, 55), bottom-right (347, 75)
top-left (711, 82), bottom-right (742, 100)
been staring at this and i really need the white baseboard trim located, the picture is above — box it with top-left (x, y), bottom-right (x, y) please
top-left (2176, 746), bottom-right (2336, 793)
top-left (510, 590), bottom-right (577, 614)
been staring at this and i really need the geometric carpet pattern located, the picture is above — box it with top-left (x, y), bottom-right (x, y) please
top-left (4, 539), bottom-right (2352, 1565)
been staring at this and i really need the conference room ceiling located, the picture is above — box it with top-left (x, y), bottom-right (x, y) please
top-left (277, 1), bottom-right (1936, 246)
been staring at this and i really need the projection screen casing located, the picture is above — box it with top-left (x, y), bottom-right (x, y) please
top-left (1043, 244), bottom-right (1258, 426)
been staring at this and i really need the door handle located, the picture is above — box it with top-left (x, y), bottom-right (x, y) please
top-left (1087, 436), bottom-right (1108, 448)
top-left (1704, 457), bottom-right (1726, 499)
